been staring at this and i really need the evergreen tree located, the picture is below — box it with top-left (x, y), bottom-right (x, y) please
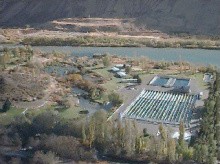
top-left (137, 75), bottom-right (142, 84)
top-left (1, 98), bottom-right (11, 113)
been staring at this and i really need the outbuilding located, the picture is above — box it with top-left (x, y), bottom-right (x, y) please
top-left (117, 72), bottom-right (126, 78)
top-left (110, 67), bottom-right (120, 72)
top-left (115, 64), bottom-right (124, 69)
top-left (120, 79), bottom-right (137, 83)
top-left (203, 73), bottom-right (211, 82)
top-left (172, 131), bottom-right (191, 141)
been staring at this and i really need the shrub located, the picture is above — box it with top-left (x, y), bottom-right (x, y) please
top-left (108, 92), bottom-right (123, 107)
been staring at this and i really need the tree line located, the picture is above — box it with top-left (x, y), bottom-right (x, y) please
top-left (23, 36), bottom-right (220, 49)
top-left (0, 46), bottom-right (33, 71)
top-left (0, 73), bottom-right (219, 163)
top-left (0, 110), bottom-right (192, 163)
top-left (193, 72), bottom-right (220, 163)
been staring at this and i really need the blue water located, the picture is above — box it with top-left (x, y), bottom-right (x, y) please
top-left (173, 79), bottom-right (189, 87)
top-left (152, 77), bottom-right (169, 86)
top-left (31, 46), bottom-right (220, 66)
top-left (43, 66), bottom-right (78, 77)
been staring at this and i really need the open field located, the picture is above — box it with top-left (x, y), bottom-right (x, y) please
top-left (92, 67), bottom-right (125, 93)
top-left (60, 107), bottom-right (82, 119)
top-left (0, 107), bottom-right (24, 125)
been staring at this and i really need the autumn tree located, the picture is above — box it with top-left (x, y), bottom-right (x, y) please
top-left (88, 117), bottom-right (95, 148)
top-left (102, 55), bottom-right (111, 67)
top-left (139, 56), bottom-right (149, 70)
top-left (167, 138), bottom-right (176, 162)
top-left (125, 66), bottom-right (131, 74)
top-left (68, 73), bottom-right (82, 84)
top-left (0, 55), bottom-right (6, 70)
top-left (82, 123), bottom-right (87, 144)
top-left (179, 119), bottom-right (185, 147)
top-left (157, 124), bottom-right (167, 159)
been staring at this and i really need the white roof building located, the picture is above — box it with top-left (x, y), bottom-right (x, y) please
top-left (120, 79), bottom-right (137, 83)
top-left (172, 131), bottom-right (191, 140)
top-left (110, 67), bottom-right (120, 72)
top-left (115, 64), bottom-right (124, 68)
top-left (117, 72), bottom-right (126, 78)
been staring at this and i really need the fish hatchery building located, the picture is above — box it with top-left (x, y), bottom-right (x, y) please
top-left (121, 75), bottom-right (197, 127)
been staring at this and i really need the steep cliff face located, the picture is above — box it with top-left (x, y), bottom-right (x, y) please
top-left (1, 0), bottom-right (220, 35)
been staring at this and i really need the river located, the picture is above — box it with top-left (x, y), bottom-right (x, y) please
top-left (1, 44), bottom-right (219, 66)
top-left (32, 46), bottom-right (220, 66)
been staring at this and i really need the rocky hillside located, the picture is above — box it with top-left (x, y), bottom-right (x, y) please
top-left (1, 0), bottom-right (220, 35)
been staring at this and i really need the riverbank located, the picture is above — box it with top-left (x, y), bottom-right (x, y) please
top-left (1, 45), bottom-right (219, 66)
top-left (22, 36), bottom-right (220, 50)
top-left (1, 28), bottom-right (220, 50)
top-left (30, 46), bottom-right (220, 67)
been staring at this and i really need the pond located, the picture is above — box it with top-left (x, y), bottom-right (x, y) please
top-left (152, 77), bottom-right (169, 86)
top-left (71, 87), bottom-right (86, 95)
top-left (31, 46), bottom-right (220, 66)
top-left (79, 97), bottom-right (113, 114)
top-left (173, 79), bottom-right (190, 87)
top-left (43, 66), bottom-right (78, 77)
top-left (71, 87), bottom-right (113, 114)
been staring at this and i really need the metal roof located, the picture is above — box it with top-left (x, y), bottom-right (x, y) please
top-left (110, 67), bottom-right (120, 72)
top-left (117, 71), bottom-right (126, 77)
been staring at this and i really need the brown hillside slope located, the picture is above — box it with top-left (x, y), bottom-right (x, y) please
top-left (1, 0), bottom-right (220, 35)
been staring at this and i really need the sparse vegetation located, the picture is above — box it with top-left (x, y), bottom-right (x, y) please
top-left (23, 36), bottom-right (220, 50)
top-left (108, 92), bottom-right (123, 107)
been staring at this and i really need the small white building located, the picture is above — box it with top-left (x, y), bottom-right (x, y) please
top-left (172, 131), bottom-right (191, 141)
top-left (110, 67), bottom-right (120, 72)
top-left (203, 73), bottom-right (211, 82)
top-left (131, 67), bottom-right (143, 72)
top-left (120, 79), bottom-right (137, 83)
top-left (117, 72), bottom-right (126, 78)
top-left (115, 64), bottom-right (124, 69)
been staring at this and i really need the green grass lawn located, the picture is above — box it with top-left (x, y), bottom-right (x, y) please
top-left (149, 69), bottom-right (179, 75)
top-left (9, 57), bottom-right (20, 63)
top-left (0, 101), bottom-right (84, 124)
top-left (92, 67), bottom-right (125, 93)
top-left (193, 73), bottom-right (208, 90)
top-left (60, 106), bottom-right (82, 119)
top-left (0, 107), bottom-right (24, 125)
top-left (91, 67), bottom-right (127, 104)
